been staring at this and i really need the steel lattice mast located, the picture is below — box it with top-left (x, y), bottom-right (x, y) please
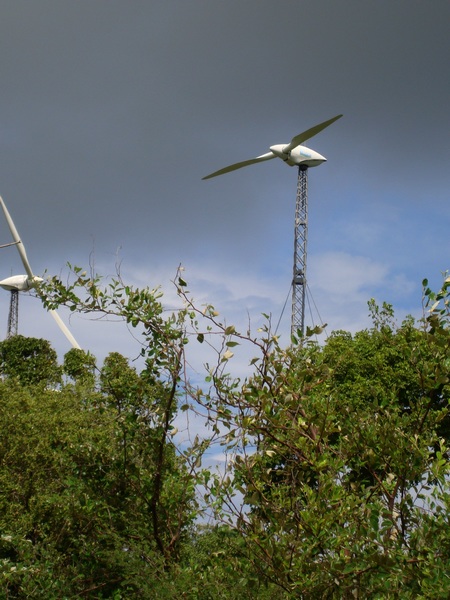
top-left (291, 166), bottom-right (308, 337)
top-left (7, 289), bottom-right (19, 338)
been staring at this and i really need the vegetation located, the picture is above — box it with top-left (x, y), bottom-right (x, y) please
top-left (0, 269), bottom-right (448, 598)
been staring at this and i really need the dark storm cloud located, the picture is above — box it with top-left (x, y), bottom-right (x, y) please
top-left (0, 1), bottom-right (448, 355)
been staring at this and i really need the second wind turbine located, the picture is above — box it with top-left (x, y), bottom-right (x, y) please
top-left (203, 114), bottom-right (342, 338)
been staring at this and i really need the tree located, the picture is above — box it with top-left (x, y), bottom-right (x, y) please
top-left (198, 277), bottom-right (450, 598)
top-left (31, 266), bottom-right (450, 598)
top-left (63, 347), bottom-right (96, 387)
top-left (0, 380), bottom-right (123, 597)
top-left (0, 335), bottom-right (61, 386)
top-left (0, 347), bottom-right (197, 596)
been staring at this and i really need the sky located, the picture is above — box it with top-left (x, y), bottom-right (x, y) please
top-left (0, 1), bottom-right (448, 370)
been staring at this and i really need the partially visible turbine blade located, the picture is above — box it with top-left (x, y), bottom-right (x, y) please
top-left (49, 309), bottom-right (81, 349)
top-left (0, 196), bottom-right (34, 280)
top-left (282, 114), bottom-right (343, 154)
top-left (202, 152), bottom-right (275, 180)
top-left (0, 195), bottom-right (81, 349)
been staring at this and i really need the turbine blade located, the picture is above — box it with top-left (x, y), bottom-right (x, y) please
top-left (49, 309), bottom-right (81, 349)
top-left (0, 195), bottom-right (80, 349)
top-left (0, 196), bottom-right (34, 280)
top-left (283, 114), bottom-right (343, 153)
top-left (202, 152), bottom-right (275, 180)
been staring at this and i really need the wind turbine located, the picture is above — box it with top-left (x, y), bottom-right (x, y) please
top-left (0, 196), bottom-right (80, 348)
top-left (203, 114), bottom-right (342, 338)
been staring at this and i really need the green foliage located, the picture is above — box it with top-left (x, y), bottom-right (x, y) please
top-left (176, 525), bottom-right (284, 599)
top-left (0, 349), bottom-right (196, 596)
top-left (63, 347), bottom-right (96, 387)
top-left (0, 382), bottom-right (120, 596)
top-left (2, 267), bottom-right (446, 598)
top-left (0, 335), bottom-right (61, 386)
top-left (195, 274), bottom-right (450, 597)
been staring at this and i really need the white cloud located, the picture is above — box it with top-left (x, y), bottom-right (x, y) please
top-left (310, 252), bottom-right (388, 298)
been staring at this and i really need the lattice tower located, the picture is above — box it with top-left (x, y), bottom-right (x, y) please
top-left (291, 166), bottom-right (308, 337)
top-left (7, 289), bottom-right (19, 338)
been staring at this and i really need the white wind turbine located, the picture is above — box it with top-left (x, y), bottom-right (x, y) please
top-left (203, 114), bottom-right (342, 337)
top-left (0, 196), bottom-right (80, 348)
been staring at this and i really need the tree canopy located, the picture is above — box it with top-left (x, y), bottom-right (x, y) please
top-left (0, 335), bottom-right (61, 386)
top-left (0, 269), bottom-right (448, 598)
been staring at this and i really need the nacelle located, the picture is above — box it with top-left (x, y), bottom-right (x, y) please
top-left (270, 144), bottom-right (327, 168)
top-left (0, 274), bottom-right (42, 291)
